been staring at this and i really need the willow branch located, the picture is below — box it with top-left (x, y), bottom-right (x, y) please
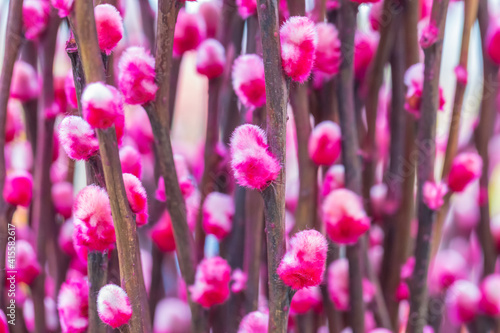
top-left (380, 21), bottom-right (407, 328)
top-left (168, 56), bottom-right (182, 128)
top-left (20, 41), bottom-right (38, 156)
top-left (0, 0), bottom-right (24, 307)
top-left (362, 0), bottom-right (402, 205)
top-left (73, 0), bottom-right (151, 331)
top-left (67, 35), bottom-right (110, 333)
top-left (474, 0), bottom-right (499, 277)
top-left (139, 0), bottom-right (155, 50)
top-left (286, 0), bottom-right (318, 236)
top-left (195, 76), bottom-right (223, 261)
top-left (32, 12), bottom-right (60, 333)
top-left (336, 0), bottom-right (365, 331)
top-left (220, 2), bottom-right (245, 145)
top-left (407, 0), bottom-right (450, 331)
top-left (147, 0), bottom-right (207, 330)
top-left (386, 0), bottom-right (420, 327)
top-left (430, 0), bottom-right (479, 259)
top-left (256, 0), bottom-right (291, 331)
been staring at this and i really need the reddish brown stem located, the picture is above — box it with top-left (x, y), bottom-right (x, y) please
top-left (32, 11), bottom-right (60, 333)
top-left (286, 1), bottom-right (318, 236)
top-left (362, 0), bottom-right (402, 206)
top-left (73, 0), bottom-right (151, 331)
top-left (87, 251), bottom-right (108, 333)
top-left (20, 41), bottom-right (38, 157)
top-left (380, 21), bottom-right (407, 328)
top-left (0, 0), bottom-right (24, 309)
top-left (220, 2), bottom-right (245, 145)
top-left (474, 0), bottom-right (499, 277)
top-left (321, 242), bottom-right (342, 333)
top-left (430, 0), bottom-right (479, 260)
top-left (139, 0), bottom-right (155, 50)
top-left (168, 56), bottom-right (182, 128)
top-left (406, 0), bottom-right (450, 330)
top-left (195, 76), bottom-right (223, 261)
top-left (243, 187), bottom-right (265, 314)
top-left (256, 0), bottom-right (292, 331)
top-left (67, 43), bottom-right (109, 333)
top-left (336, 0), bottom-right (365, 331)
top-left (147, 0), bottom-right (208, 330)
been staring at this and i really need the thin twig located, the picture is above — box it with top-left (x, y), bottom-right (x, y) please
top-left (383, 0), bottom-right (420, 327)
top-left (407, 0), bottom-right (450, 330)
top-left (473, 0), bottom-right (499, 277)
top-left (20, 41), bottom-right (38, 156)
top-left (286, 0), bottom-right (318, 236)
top-left (256, 0), bottom-right (291, 331)
top-left (87, 251), bottom-right (108, 333)
top-left (73, 0), bottom-right (151, 331)
top-left (362, 0), bottom-right (402, 207)
top-left (32, 11), bottom-right (60, 333)
top-left (147, 0), bottom-right (208, 330)
top-left (220, 1), bottom-right (245, 145)
top-left (139, 0), bottom-right (155, 50)
top-left (380, 19), bottom-right (407, 328)
top-left (195, 76), bottom-right (223, 261)
top-left (430, 0), bottom-right (479, 259)
top-left (336, 0), bottom-right (365, 331)
top-left (0, 0), bottom-right (24, 309)
top-left (243, 107), bottom-right (266, 314)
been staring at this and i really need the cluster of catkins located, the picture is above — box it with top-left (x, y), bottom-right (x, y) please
top-left (4, 0), bottom-right (500, 332)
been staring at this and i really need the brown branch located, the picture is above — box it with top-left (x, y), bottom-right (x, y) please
top-left (336, 0), bottom-right (365, 331)
top-left (220, 4), bottom-right (245, 145)
top-left (20, 41), bottom-right (38, 156)
top-left (286, 1), bottom-right (318, 236)
top-left (321, 242), bottom-right (342, 333)
top-left (243, 106), bottom-right (266, 315)
top-left (67, 38), bottom-right (109, 333)
top-left (139, 0), bottom-right (155, 50)
top-left (383, 0), bottom-right (420, 327)
top-left (311, 0), bottom-right (327, 22)
top-left (0, 0), bottom-right (24, 308)
top-left (256, 0), bottom-right (291, 330)
top-left (406, 0), bottom-right (450, 331)
top-left (473, 0), bottom-right (499, 277)
top-left (361, 0), bottom-right (402, 206)
top-left (87, 251), bottom-right (108, 333)
top-left (430, 0), bottom-right (479, 260)
top-left (32, 11), bottom-right (60, 333)
top-left (168, 56), bottom-right (182, 128)
top-left (73, 0), bottom-right (151, 331)
top-left (147, 0), bottom-right (208, 330)
top-left (380, 21), bottom-right (407, 328)
top-left (243, 187), bottom-right (264, 313)
top-left (195, 76), bottom-right (223, 261)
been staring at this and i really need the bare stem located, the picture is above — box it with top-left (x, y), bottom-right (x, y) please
top-left (139, 0), bottom-right (155, 50)
top-left (473, 0), bottom-right (499, 277)
top-left (148, 0), bottom-right (208, 330)
top-left (407, 0), bottom-right (450, 330)
top-left (256, 0), bottom-right (291, 331)
top-left (336, 0), bottom-right (365, 331)
top-left (73, 0), bottom-right (151, 331)
top-left (380, 21), bottom-right (408, 328)
top-left (32, 11), bottom-right (60, 333)
top-left (87, 251), bottom-right (109, 333)
top-left (362, 0), bottom-right (402, 206)
top-left (430, 0), bottom-right (479, 259)
top-left (286, 1), bottom-right (318, 235)
top-left (0, 0), bottom-right (24, 308)
top-left (20, 41), bottom-right (38, 156)
top-left (195, 76), bottom-right (223, 261)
